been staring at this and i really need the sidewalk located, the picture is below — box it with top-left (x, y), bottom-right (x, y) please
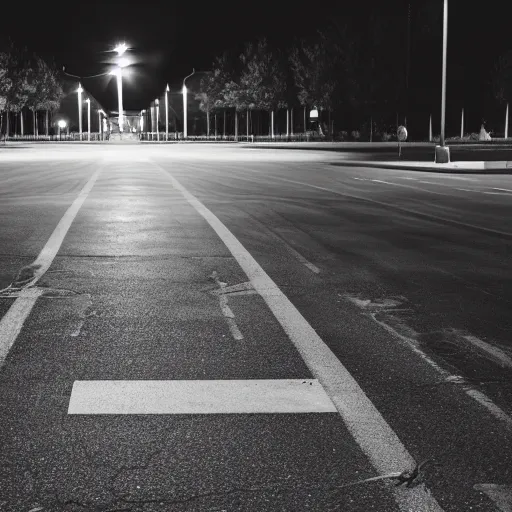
top-left (330, 159), bottom-right (512, 173)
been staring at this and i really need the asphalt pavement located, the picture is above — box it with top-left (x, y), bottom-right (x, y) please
top-left (0, 143), bottom-right (511, 512)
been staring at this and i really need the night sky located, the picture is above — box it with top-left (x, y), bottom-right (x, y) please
top-left (2, 1), bottom-right (511, 134)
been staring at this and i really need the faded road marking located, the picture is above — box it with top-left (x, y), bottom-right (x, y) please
top-left (474, 484), bottom-right (512, 512)
top-left (253, 174), bottom-right (512, 240)
top-left (154, 162), bottom-right (445, 512)
top-left (210, 271), bottom-right (244, 340)
top-left (68, 379), bottom-right (337, 414)
top-left (344, 294), bottom-right (512, 428)
top-left (462, 334), bottom-right (512, 370)
top-left (0, 169), bottom-right (101, 367)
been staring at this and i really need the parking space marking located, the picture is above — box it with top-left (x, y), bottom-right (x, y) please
top-left (68, 379), bottom-right (337, 414)
top-left (152, 162), bottom-right (445, 512)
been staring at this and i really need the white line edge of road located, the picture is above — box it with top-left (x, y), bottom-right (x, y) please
top-left (153, 162), bottom-right (444, 512)
top-left (0, 168), bottom-right (101, 367)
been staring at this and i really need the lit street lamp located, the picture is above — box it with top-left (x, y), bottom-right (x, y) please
top-left (86, 98), bottom-right (91, 141)
top-left (111, 43), bottom-right (129, 133)
top-left (165, 84), bottom-right (169, 141)
top-left (182, 69), bottom-right (195, 139)
top-left (58, 119), bottom-right (67, 140)
top-left (77, 83), bottom-right (83, 141)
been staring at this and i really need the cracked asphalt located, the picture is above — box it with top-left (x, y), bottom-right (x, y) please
top-left (0, 143), bottom-right (511, 511)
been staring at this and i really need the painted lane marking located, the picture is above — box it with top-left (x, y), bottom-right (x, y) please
top-left (152, 163), bottom-right (445, 512)
top-left (371, 179), bottom-right (451, 196)
top-left (68, 379), bottom-right (337, 414)
top-left (455, 188), bottom-right (476, 192)
top-left (210, 271), bottom-right (244, 340)
top-left (474, 484), bottom-right (512, 512)
top-left (0, 168), bottom-right (101, 367)
top-left (493, 188), bottom-right (512, 193)
top-left (462, 335), bottom-right (512, 370)
top-left (247, 174), bottom-right (512, 240)
top-left (344, 295), bottom-right (512, 428)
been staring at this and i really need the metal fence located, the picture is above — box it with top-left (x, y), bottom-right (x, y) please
top-left (2, 133), bottom-right (105, 142)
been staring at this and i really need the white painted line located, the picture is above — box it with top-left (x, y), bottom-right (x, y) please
top-left (474, 484), bottom-right (512, 512)
top-left (154, 164), bottom-right (445, 512)
top-left (344, 295), bottom-right (512, 427)
top-left (493, 188), bottom-right (512, 193)
top-left (462, 335), bottom-right (512, 370)
top-left (68, 379), bottom-right (337, 414)
top-left (0, 169), bottom-right (101, 367)
top-left (29, 169), bottom-right (102, 287)
top-left (252, 174), bottom-right (512, 239)
top-left (455, 188), bottom-right (476, 192)
top-left (0, 288), bottom-right (44, 364)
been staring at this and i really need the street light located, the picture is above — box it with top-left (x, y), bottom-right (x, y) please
top-left (58, 119), bottom-right (67, 140)
top-left (114, 43), bottom-right (128, 56)
top-left (182, 69), bottom-right (195, 139)
top-left (77, 83), bottom-right (83, 141)
top-left (111, 43), bottom-right (129, 133)
top-left (436, 0), bottom-right (450, 163)
top-left (155, 99), bottom-right (160, 141)
top-left (165, 84), bottom-right (169, 141)
top-left (85, 98), bottom-right (91, 141)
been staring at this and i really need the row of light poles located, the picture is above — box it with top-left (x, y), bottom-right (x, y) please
top-left (142, 69), bottom-right (198, 140)
top-left (75, 83), bottom-right (108, 141)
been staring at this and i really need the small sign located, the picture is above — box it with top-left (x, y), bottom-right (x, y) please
top-left (310, 109), bottom-right (319, 119)
top-left (397, 125), bottom-right (408, 142)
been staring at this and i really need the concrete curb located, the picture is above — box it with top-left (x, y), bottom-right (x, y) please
top-left (329, 160), bottom-right (512, 174)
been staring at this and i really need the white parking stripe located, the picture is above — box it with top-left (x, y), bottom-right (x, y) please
top-left (153, 162), bottom-right (445, 512)
top-left (0, 168), bottom-right (101, 367)
top-left (68, 379), bottom-right (337, 414)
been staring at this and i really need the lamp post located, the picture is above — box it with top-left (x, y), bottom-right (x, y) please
top-left (182, 69), bottom-right (196, 139)
top-left (155, 99), bottom-right (160, 141)
top-left (86, 98), bottom-right (91, 141)
top-left (165, 84), bottom-right (169, 141)
top-left (113, 43), bottom-right (128, 133)
top-left (77, 83), bottom-right (83, 141)
top-left (98, 109), bottom-right (103, 140)
top-left (436, 0), bottom-right (450, 163)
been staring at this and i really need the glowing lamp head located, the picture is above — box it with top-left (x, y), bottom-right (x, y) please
top-left (118, 57), bottom-right (130, 68)
top-left (182, 84), bottom-right (187, 94)
top-left (58, 120), bottom-right (67, 129)
top-left (85, 98), bottom-right (90, 104)
top-left (114, 43), bottom-right (128, 56)
top-left (77, 84), bottom-right (83, 93)
top-left (155, 99), bottom-right (159, 106)
top-left (166, 84), bottom-right (170, 92)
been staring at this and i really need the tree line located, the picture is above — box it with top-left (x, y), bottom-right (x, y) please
top-left (192, 4), bottom-right (512, 140)
top-left (192, 7), bottom-right (437, 140)
top-left (0, 41), bottom-right (63, 137)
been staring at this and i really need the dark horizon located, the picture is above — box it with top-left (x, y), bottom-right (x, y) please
top-left (2, 1), bottom-right (511, 134)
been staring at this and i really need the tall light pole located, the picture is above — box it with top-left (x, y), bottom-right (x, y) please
top-left (155, 99), bottom-right (160, 141)
top-left (182, 69), bottom-right (195, 139)
top-left (98, 109), bottom-right (103, 140)
top-left (436, 0), bottom-right (450, 163)
top-left (77, 83), bottom-right (83, 141)
top-left (113, 43), bottom-right (128, 133)
top-left (86, 98), bottom-right (91, 141)
top-left (165, 84), bottom-right (169, 141)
